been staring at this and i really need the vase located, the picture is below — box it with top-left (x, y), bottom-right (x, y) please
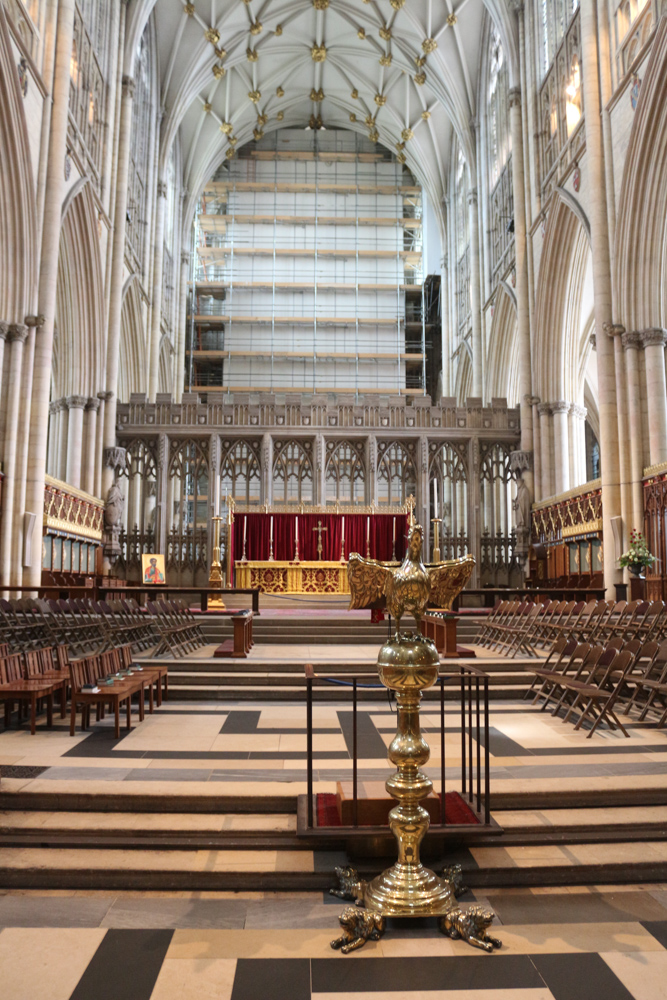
top-left (628, 562), bottom-right (645, 578)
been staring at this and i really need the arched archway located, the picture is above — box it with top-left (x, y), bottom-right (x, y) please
top-left (485, 283), bottom-right (519, 405)
top-left (119, 277), bottom-right (147, 402)
top-left (614, 17), bottom-right (667, 332)
top-left (533, 191), bottom-right (595, 497)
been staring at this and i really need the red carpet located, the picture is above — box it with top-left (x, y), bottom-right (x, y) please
top-left (315, 791), bottom-right (480, 827)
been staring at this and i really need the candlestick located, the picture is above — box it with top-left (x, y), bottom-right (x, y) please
top-left (433, 478), bottom-right (439, 520)
top-left (294, 515), bottom-right (300, 562)
top-left (241, 515), bottom-right (247, 562)
top-left (208, 515), bottom-right (226, 610)
top-left (269, 514), bottom-right (274, 561)
top-left (392, 516), bottom-right (396, 562)
top-left (431, 517), bottom-right (442, 564)
top-left (366, 515), bottom-right (371, 559)
top-left (340, 515), bottom-right (346, 563)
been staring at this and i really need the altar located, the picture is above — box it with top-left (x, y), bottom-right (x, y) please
top-left (229, 503), bottom-right (412, 595)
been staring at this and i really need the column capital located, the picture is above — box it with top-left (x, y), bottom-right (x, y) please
top-left (85, 396), bottom-right (101, 412)
top-left (0, 321), bottom-right (8, 341)
top-left (571, 403), bottom-right (587, 420)
top-left (537, 402), bottom-right (553, 417)
top-left (181, 250), bottom-right (191, 266)
top-left (157, 180), bottom-right (168, 199)
top-left (97, 390), bottom-right (114, 402)
top-left (589, 332), bottom-right (596, 349)
top-left (640, 328), bottom-right (667, 349)
top-left (467, 188), bottom-right (478, 208)
top-left (7, 323), bottom-right (28, 343)
top-left (507, 0), bottom-right (524, 11)
top-left (508, 86), bottom-right (522, 109)
top-left (524, 394), bottom-right (540, 406)
top-left (551, 400), bottom-right (570, 414)
top-left (54, 397), bottom-right (68, 412)
top-left (49, 401), bottom-right (58, 415)
top-left (621, 331), bottom-right (642, 351)
top-left (66, 394), bottom-right (88, 409)
top-left (603, 321), bottom-right (625, 338)
top-left (122, 75), bottom-right (136, 100)
top-left (24, 314), bottom-right (45, 328)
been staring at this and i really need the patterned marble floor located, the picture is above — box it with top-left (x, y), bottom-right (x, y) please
top-left (2, 696), bottom-right (667, 796)
top-left (1, 884), bottom-right (667, 999)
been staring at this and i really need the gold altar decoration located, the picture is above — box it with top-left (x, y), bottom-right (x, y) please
top-left (330, 525), bottom-right (501, 953)
top-left (236, 560), bottom-right (350, 595)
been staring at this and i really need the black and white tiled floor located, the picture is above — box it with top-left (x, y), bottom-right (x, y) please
top-left (2, 886), bottom-right (667, 999)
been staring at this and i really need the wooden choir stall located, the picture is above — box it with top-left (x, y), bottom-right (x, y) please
top-left (230, 502), bottom-right (412, 595)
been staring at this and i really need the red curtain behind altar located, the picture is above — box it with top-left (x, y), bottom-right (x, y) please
top-left (232, 512), bottom-right (410, 565)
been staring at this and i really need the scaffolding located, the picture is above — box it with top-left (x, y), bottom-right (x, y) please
top-left (186, 128), bottom-right (428, 396)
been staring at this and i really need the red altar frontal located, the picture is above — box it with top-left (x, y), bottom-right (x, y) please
top-left (231, 505), bottom-right (411, 594)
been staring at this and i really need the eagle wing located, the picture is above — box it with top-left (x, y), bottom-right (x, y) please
top-left (428, 555), bottom-right (475, 611)
top-left (347, 553), bottom-right (393, 610)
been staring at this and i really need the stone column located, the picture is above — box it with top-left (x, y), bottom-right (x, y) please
top-left (641, 329), bottom-right (667, 467)
top-left (176, 250), bottom-right (190, 401)
top-left (57, 399), bottom-right (69, 481)
top-left (46, 402), bottom-right (57, 477)
top-left (569, 404), bottom-right (587, 489)
top-left (95, 392), bottom-right (112, 498)
top-left (102, 74), bottom-right (136, 500)
top-left (366, 435), bottom-right (378, 506)
top-left (148, 178), bottom-right (168, 402)
top-left (0, 325), bottom-right (29, 586)
top-left (418, 435), bottom-right (429, 546)
top-left (0, 323), bottom-right (7, 409)
top-left (537, 403), bottom-right (554, 498)
top-left (155, 434), bottom-right (168, 555)
top-left (552, 401), bottom-right (570, 495)
top-left (83, 398), bottom-right (100, 495)
top-left (261, 433), bottom-right (273, 505)
top-left (509, 85), bottom-right (534, 498)
top-left (526, 396), bottom-right (541, 500)
top-left (468, 188), bottom-right (483, 398)
top-left (468, 437), bottom-right (481, 587)
top-left (622, 332), bottom-right (644, 530)
top-left (65, 396), bottom-right (87, 488)
top-left (580, 0), bottom-right (622, 595)
top-left (23, 0), bottom-right (77, 586)
top-left (315, 433), bottom-right (326, 506)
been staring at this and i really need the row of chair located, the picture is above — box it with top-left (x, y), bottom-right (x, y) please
top-left (0, 597), bottom-right (205, 658)
top-left (526, 636), bottom-right (667, 736)
top-left (478, 599), bottom-right (667, 658)
top-left (0, 641), bottom-right (168, 737)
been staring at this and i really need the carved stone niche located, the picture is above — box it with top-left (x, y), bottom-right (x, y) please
top-left (510, 450), bottom-right (533, 475)
top-left (104, 446), bottom-right (127, 474)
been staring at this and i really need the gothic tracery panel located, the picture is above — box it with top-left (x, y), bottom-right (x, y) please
top-left (430, 442), bottom-right (468, 558)
top-left (273, 440), bottom-right (313, 504)
top-left (220, 439), bottom-right (261, 506)
top-left (326, 441), bottom-right (365, 505)
top-left (377, 441), bottom-right (416, 505)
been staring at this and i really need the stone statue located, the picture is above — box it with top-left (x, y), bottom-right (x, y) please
top-left (513, 475), bottom-right (531, 531)
top-left (348, 522), bottom-right (474, 626)
top-left (104, 482), bottom-right (124, 530)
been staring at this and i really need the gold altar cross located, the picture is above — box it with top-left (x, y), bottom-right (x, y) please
top-left (312, 519), bottom-right (328, 560)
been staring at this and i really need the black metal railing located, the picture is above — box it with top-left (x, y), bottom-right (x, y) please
top-left (304, 664), bottom-right (490, 830)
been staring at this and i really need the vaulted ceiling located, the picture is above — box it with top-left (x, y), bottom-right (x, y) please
top-left (126, 0), bottom-right (519, 231)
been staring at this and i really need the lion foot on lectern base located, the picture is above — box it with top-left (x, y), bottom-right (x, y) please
top-left (329, 865), bottom-right (366, 903)
top-left (438, 905), bottom-right (502, 953)
top-left (441, 863), bottom-right (469, 898)
top-left (330, 907), bottom-right (386, 954)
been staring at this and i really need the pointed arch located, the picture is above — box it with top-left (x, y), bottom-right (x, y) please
top-left (534, 190), bottom-right (594, 405)
top-left (614, 16), bottom-right (667, 331)
top-left (118, 276), bottom-right (147, 402)
top-left (0, 7), bottom-right (37, 322)
top-left (486, 282), bottom-right (519, 405)
top-left (52, 183), bottom-right (104, 398)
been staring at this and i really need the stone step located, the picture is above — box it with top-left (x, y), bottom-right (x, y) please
top-left (0, 840), bottom-right (665, 890)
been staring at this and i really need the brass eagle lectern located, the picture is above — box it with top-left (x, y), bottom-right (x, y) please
top-left (329, 524), bottom-right (501, 954)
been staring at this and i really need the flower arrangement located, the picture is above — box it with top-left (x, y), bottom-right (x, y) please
top-left (619, 529), bottom-right (656, 574)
